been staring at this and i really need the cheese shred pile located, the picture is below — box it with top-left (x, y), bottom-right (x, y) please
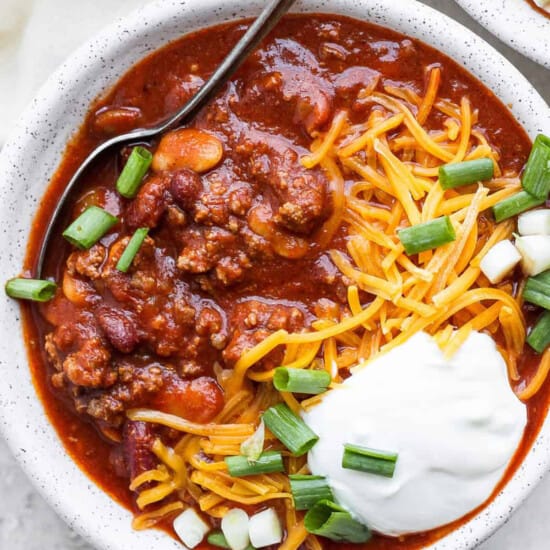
top-left (127, 67), bottom-right (539, 545)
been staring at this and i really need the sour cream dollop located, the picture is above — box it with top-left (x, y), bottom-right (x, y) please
top-left (303, 331), bottom-right (526, 536)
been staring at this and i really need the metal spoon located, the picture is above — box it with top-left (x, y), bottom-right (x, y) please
top-left (35, 0), bottom-right (296, 277)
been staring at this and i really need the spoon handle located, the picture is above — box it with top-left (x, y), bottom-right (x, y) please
top-left (35, 0), bottom-right (295, 277)
top-left (159, 0), bottom-right (297, 132)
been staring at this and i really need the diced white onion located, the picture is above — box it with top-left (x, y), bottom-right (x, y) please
top-left (173, 508), bottom-right (210, 549)
top-left (248, 508), bottom-right (283, 548)
top-left (518, 209), bottom-right (550, 236)
top-left (479, 240), bottom-right (521, 284)
top-left (515, 235), bottom-right (550, 276)
top-left (221, 508), bottom-right (250, 550)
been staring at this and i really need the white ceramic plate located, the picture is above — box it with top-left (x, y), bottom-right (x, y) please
top-left (0, 1), bottom-right (549, 549)
top-left (454, 0), bottom-right (550, 68)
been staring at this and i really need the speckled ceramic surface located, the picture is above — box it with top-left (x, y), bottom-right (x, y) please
top-left (453, 0), bottom-right (550, 69)
top-left (0, 1), bottom-right (549, 549)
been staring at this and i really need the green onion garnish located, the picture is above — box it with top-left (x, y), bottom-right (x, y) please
top-left (521, 134), bottom-right (550, 199)
top-left (304, 499), bottom-right (371, 543)
top-left (523, 270), bottom-right (550, 310)
top-left (62, 206), bottom-right (118, 249)
top-left (397, 216), bottom-right (456, 255)
top-left (492, 190), bottom-right (546, 223)
top-left (116, 228), bottom-right (149, 272)
top-left (5, 278), bottom-right (57, 302)
top-left (439, 158), bottom-right (494, 190)
top-left (207, 532), bottom-right (255, 550)
top-left (527, 311), bottom-right (550, 353)
top-left (224, 450), bottom-right (284, 477)
top-left (262, 403), bottom-right (319, 456)
top-left (289, 474), bottom-right (334, 511)
top-left (273, 368), bottom-right (331, 395)
top-left (116, 146), bottom-right (153, 199)
top-left (342, 444), bottom-right (398, 478)
top-left (207, 532), bottom-right (231, 549)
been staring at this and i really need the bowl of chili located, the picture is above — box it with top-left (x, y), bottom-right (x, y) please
top-left (0, 1), bottom-right (549, 549)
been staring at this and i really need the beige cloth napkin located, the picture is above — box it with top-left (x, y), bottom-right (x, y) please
top-left (0, 0), bottom-right (148, 143)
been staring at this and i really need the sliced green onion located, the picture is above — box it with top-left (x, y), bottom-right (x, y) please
top-left (5, 278), bottom-right (57, 302)
top-left (240, 420), bottom-right (265, 462)
top-left (439, 158), bottom-right (494, 189)
top-left (523, 270), bottom-right (550, 310)
top-left (224, 450), bottom-right (284, 477)
top-left (207, 532), bottom-right (231, 549)
top-left (492, 190), bottom-right (546, 223)
top-left (342, 444), bottom-right (398, 478)
top-left (289, 474), bottom-right (334, 510)
top-left (521, 134), bottom-right (550, 199)
top-left (262, 403), bottom-right (319, 456)
top-left (397, 216), bottom-right (456, 255)
top-left (273, 368), bottom-right (331, 395)
top-left (62, 206), bottom-right (118, 249)
top-left (304, 499), bottom-right (371, 543)
top-left (116, 146), bottom-right (153, 198)
top-left (207, 532), bottom-right (255, 550)
top-left (116, 228), bottom-right (149, 272)
top-left (527, 311), bottom-right (550, 353)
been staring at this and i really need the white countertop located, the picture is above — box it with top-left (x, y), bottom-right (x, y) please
top-left (0, 1), bottom-right (548, 549)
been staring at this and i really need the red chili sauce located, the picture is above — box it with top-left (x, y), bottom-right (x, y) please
top-left (21, 13), bottom-right (550, 549)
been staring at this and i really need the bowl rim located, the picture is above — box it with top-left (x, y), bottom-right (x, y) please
top-left (453, 0), bottom-right (550, 69)
top-left (0, 1), bottom-right (549, 549)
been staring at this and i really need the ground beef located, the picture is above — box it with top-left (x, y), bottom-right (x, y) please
top-left (240, 130), bottom-right (331, 234)
top-left (62, 337), bottom-right (116, 388)
top-left (223, 300), bottom-right (305, 369)
top-left (76, 362), bottom-right (164, 426)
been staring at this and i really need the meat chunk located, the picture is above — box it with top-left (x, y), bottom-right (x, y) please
top-left (66, 244), bottom-right (106, 280)
top-left (79, 362), bottom-right (165, 426)
top-left (44, 333), bottom-right (63, 372)
top-left (177, 226), bottom-right (251, 286)
top-left (100, 236), bottom-right (158, 305)
top-left (191, 169), bottom-right (253, 228)
top-left (62, 337), bottom-right (116, 388)
top-left (237, 129), bottom-right (330, 234)
top-left (223, 300), bottom-right (305, 369)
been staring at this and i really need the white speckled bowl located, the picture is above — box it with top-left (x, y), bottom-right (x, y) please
top-left (454, 0), bottom-right (550, 69)
top-left (0, 1), bottom-right (549, 549)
